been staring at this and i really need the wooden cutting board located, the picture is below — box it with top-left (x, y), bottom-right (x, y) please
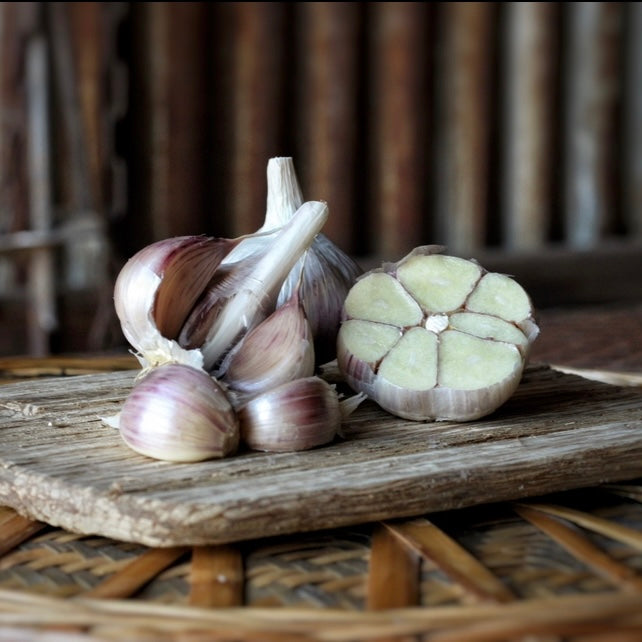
top-left (0, 363), bottom-right (641, 547)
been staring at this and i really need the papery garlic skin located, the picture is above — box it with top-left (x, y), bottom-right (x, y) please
top-left (181, 200), bottom-right (329, 373)
top-left (114, 236), bottom-right (237, 370)
top-left (238, 377), bottom-right (341, 452)
top-left (337, 246), bottom-right (539, 422)
top-left (118, 364), bottom-right (239, 462)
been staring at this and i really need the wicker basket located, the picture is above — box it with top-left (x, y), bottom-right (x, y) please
top-left (2, 311), bottom-right (642, 641)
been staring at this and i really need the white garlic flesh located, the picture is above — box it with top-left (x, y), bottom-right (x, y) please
top-left (118, 364), bottom-right (239, 462)
top-left (337, 246), bottom-right (539, 421)
top-left (238, 376), bottom-right (342, 452)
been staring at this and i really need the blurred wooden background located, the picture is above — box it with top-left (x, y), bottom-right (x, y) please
top-left (0, 2), bottom-right (640, 357)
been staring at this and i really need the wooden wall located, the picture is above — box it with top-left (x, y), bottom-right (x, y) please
top-left (0, 2), bottom-right (640, 356)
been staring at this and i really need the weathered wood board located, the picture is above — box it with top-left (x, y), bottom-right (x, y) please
top-left (0, 364), bottom-right (641, 547)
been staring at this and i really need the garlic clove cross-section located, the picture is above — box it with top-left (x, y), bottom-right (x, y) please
top-left (337, 246), bottom-right (539, 421)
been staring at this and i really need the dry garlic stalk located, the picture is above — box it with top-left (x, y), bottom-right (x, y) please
top-left (337, 246), bottom-right (539, 421)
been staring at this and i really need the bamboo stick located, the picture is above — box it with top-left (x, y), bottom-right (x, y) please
top-left (368, 2), bottom-right (428, 259)
top-left (622, 2), bottom-right (642, 239)
top-left (83, 547), bottom-right (189, 599)
top-left (563, 2), bottom-right (623, 248)
top-left (434, 2), bottom-right (494, 253)
top-left (189, 545), bottom-right (244, 607)
top-left (25, 34), bottom-right (56, 356)
top-left (501, 2), bottom-right (557, 250)
top-left (516, 505), bottom-right (642, 592)
top-left (295, 2), bottom-right (360, 254)
top-left (367, 524), bottom-right (420, 610)
top-left (386, 519), bottom-right (514, 604)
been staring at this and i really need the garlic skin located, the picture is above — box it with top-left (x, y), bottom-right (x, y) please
top-left (114, 236), bottom-right (238, 370)
top-left (118, 363), bottom-right (239, 462)
top-left (238, 376), bottom-right (341, 452)
top-left (221, 289), bottom-right (315, 396)
top-left (337, 246), bottom-right (539, 422)
top-left (179, 200), bottom-right (329, 373)
top-left (222, 157), bottom-right (363, 364)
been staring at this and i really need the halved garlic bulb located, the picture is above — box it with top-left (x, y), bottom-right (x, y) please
top-left (118, 363), bottom-right (239, 462)
top-left (238, 376), bottom-right (342, 452)
top-left (114, 236), bottom-right (239, 370)
top-left (337, 246), bottom-right (539, 421)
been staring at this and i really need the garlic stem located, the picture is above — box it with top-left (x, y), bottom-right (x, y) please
top-left (265, 157), bottom-right (304, 228)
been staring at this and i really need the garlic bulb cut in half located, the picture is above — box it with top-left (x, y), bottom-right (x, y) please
top-left (114, 235), bottom-right (239, 370)
top-left (119, 363), bottom-right (239, 462)
top-left (238, 376), bottom-right (341, 452)
top-left (221, 288), bottom-right (315, 397)
top-left (337, 246), bottom-right (539, 421)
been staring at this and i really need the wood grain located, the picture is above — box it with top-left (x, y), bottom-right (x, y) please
top-left (0, 365), bottom-right (641, 547)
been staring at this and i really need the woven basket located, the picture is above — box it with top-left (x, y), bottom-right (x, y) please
top-left (2, 325), bottom-right (642, 641)
top-left (1, 485), bottom-right (642, 640)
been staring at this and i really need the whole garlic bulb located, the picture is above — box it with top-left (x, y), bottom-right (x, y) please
top-left (337, 246), bottom-right (539, 422)
top-left (118, 363), bottom-right (239, 462)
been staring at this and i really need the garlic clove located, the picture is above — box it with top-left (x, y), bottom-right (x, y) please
top-left (180, 200), bottom-right (329, 373)
top-left (118, 363), bottom-right (239, 462)
top-left (337, 247), bottom-right (539, 421)
top-left (221, 288), bottom-right (315, 395)
top-left (114, 235), bottom-right (239, 369)
top-left (238, 376), bottom-right (342, 453)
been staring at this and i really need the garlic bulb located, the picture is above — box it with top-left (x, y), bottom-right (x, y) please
top-left (222, 157), bottom-right (363, 364)
top-left (179, 200), bottom-right (328, 373)
top-left (118, 363), bottom-right (239, 462)
top-left (337, 246), bottom-right (539, 421)
top-left (238, 376), bottom-right (342, 452)
top-left (114, 235), bottom-right (239, 370)
top-left (221, 287), bottom-right (315, 396)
